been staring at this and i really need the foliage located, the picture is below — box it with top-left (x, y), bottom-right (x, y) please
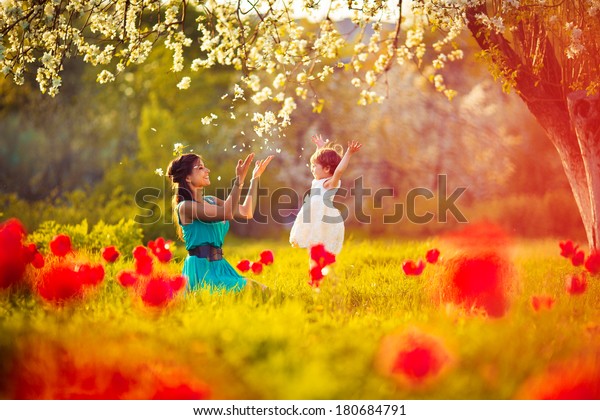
top-left (3, 1), bottom-right (598, 137)
top-left (27, 219), bottom-right (143, 256)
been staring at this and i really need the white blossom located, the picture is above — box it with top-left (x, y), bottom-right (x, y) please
top-left (177, 76), bottom-right (191, 90)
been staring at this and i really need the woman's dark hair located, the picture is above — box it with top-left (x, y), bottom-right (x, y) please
top-left (310, 144), bottom-right (344, 175)
top-left (167, 153), bottom-right (201, 239)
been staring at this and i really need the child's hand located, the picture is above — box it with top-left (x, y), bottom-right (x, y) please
top-left (347, 140), bottom-right (362, 154)
top-left (311, 134), bottom-right (327, 149)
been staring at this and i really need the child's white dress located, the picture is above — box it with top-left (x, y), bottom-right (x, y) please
top-left (289, 177), bottom-right (344, 254)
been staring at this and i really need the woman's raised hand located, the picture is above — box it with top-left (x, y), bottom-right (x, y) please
top-left (236, 153), bottom-right (255, 183)
top-left (252, 155), bottom-right (274, 179)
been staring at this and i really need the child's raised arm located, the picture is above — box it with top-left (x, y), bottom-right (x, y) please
top-left (311, 133), bottom-right (328, 150)
top-left (324, 140), bottom-right (362, 190)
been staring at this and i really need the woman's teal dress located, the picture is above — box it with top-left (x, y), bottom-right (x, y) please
top-left (178, 198), bottom-right (246, 292)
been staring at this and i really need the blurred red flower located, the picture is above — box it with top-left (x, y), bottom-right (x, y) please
top-left (438, 252), bottom-right (514, 317)
top-left (531, 295), bottom-right (555, 312)
top-left (566, 273), bottom-right (587, 295)
top-left (101, 246), bottom-right (120, 263)
top-left (152, 382), bottom-right (210, 400)
top-left (135, 254), bottom-right (153, 276)
top-left (310, 244), bottom-right (336, 268)
top-left (10, 339), bottom-right (211, 399)
top-left (259, 250), bottom-right (274, 265)
top-left (584, 252), bottom-right (600, 275)
top-left (49, 234), bottom-right (72, 257)
top-left (402, 260), bottom-right (425, 276)
top-left (571, 250), bottom-right (585, 266)
top-left (426, 249), bottom-right (440, 264)
top-left (516, 357), bottom-right (600, 399)
top-left (170, 275), bottom-right (186, 292)
top-left (117, 270), bottom-right (138, 287)
top-left (23, 243), bottom-right (44, 269)
top-left (308, 266), bottom-right (324, 288)
top-left (133, 245), bottom-right (149, 260)
top-left (236, 259), bottom-right (251, 272)
top-left (148, 237), bottom-right (173, 263)
top-left (141, 278), bottom-right (174, 307)
top-left (251, 262), bottom-right (263, 275)
top-left (559, 240), bottom-right (578, 258)
top-left (77, 264), bottom-right (105, 286)
top-left (1, 218), bottom-right (26, 237)
top-left (377, 328), bottom-right (453, 386)
top-left (37, 265), bottom-right (86, 303)
top-left (31, 252), bottom-right (45, 269)
top-left (0, 218), bottom-right (29, 289)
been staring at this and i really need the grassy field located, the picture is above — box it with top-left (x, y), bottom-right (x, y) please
top-left (1, 233), bottom-right (599, 400)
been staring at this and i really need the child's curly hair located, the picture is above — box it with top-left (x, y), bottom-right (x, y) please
top-left (310, 144), bottom-right (344, 175)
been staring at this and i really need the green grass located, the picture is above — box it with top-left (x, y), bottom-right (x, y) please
top-left (1, 237), bottom-right (599, 399)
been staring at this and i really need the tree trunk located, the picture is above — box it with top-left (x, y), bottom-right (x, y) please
top-left (567, 91), bottom-right (600, 252)
top-left (465, 5), bottom-right (598, 251)
top-left (517, 91), bottom-right (596, 251)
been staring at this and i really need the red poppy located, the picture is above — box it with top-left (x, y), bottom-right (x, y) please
top-left (584, 252), bottom-right (600, 275)
top-left (308, 266), bottom-right (324, 288)
top-left (77, 264), bottom-right (105, 286)
top-left (310, 244), bottom-right (336, 268)
top-left (117, 270), bottom-right (138, 287)
top-left (516, 357), bottom-right (600, 399)
top-left (0, 219), bottom-right (29, 289)
top-left (259, 250), bottom-right (274, 265)
top-left (101, 246), bottom-right (120, 263)
top-left (154, 249), bottom-right (173, 263)
top-left (236, 259), bottom-right (251, 272)
top-left (49, 234), bottom-right (72, 257)
top-left (566, 273), bottom-right (587, 295)
top-left (170, 275), bottom-right (186, 292)
top-left (1, 218), bottom-right (26, 237)
top-left (135, 254), bottom-right (153, 276)
top-left (148, 238), bottom-right (173, 263)
top-left (571, 250), bottom-right (585, 266)
top-left (36, 265), bottom-right (86, 303)
top-left (152, 382), bottom-right (211, 400)
top-left (531, 295), bottom-right (555, 312)
top-left (141, 278), bottom-right (174, 307)
top-left (438, 252), bottom-right (513, 317)
top-left (23, 243), bottom-right (38, 263)
top-left (426, 249), bottom-right (440, 264)
top-left (132, 245), bottom-right (149, 260)
top-left (251, 262), bottom-right (263, 275)
top-left (10, 339), bottom-right (211, 399)
top-left (377, 328), bottom-right (452, 386)
top-left (31, 252), bottom-right (45, 269)
top-left (559, 240), bottom-right (578, 258)
top-left (402, 260), bottom-right (425, 276)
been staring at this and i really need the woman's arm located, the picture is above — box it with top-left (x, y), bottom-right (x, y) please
top-left (180, 181), bottom-right (242, 222)
top-left (323, 140), bottom-right (362, 190)
top-left (222, 153), bottom-right (253, 216)
top-left (180, 154), bottom-right (254, 222)
top-left (237, 155), bottom-right (274, 219)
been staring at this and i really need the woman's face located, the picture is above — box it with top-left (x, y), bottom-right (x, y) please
top-left (187, 159), bottom-right (211, 188)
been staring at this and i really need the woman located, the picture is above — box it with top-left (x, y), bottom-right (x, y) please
top-left (167, 152), bottom-right (273, 292)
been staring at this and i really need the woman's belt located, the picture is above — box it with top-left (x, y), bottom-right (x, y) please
top-left (188, 245), bottom-right (223, 261)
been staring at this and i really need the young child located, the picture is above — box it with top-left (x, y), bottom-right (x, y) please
top-left (290, 134), bottom-right (362, 258)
